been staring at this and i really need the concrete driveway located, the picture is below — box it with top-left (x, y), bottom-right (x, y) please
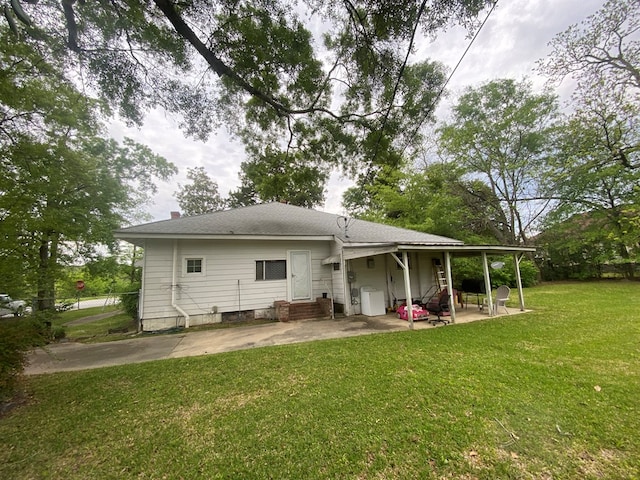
top-left (25, 315), bottom-right (414, 375)
top-left (25, 307), bottom-right (508, 375)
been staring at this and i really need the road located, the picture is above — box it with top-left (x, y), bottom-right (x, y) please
top-left (62, 296), bottom-right (120, 310)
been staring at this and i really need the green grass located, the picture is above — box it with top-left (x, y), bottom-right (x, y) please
top-left (64, 313), bottom-right (137, 342)
top-left (55, 304), bottom-right (120, 324)
top-left (47, 305), bottom-right (136, 342)
top-left (1, 281), bottom-right (639, 479)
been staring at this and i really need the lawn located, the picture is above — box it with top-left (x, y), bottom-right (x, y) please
top-left (1, 282), bottom-right (639, 479)
top-left (49, 305), bottom-right (137, 343)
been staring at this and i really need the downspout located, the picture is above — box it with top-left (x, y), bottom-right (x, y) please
top-left (172, 240), bottom-right (190, 328)
top-left (139, 240), bottom-right (147, 332)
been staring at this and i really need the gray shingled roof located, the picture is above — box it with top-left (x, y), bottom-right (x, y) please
top-left (115, 202), bottom-right (463, 245)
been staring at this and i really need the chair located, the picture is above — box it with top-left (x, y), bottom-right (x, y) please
top-left (483, 285), bottom-right (511, 314)
top-left (425, 288), bottom-right (455, 325)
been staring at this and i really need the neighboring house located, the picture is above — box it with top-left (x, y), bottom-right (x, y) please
top-left (115, 202), bottom-right (534, 331)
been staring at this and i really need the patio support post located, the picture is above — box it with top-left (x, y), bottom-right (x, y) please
top-left (402, 251), bottom-right (414, 329)
top-left (391, 252), bottom-right (413, 329)
top-left (444, 251), bottom-right (456, 323)
top-left (514, 253), bottom-right (525, 311)
top-left (481, 252), bottom-right (494, 316)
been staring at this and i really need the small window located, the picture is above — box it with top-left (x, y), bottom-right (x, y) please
top-left (186, 258), bottom-right (203, 274)
top-left (256, 260), bottom-right (286, 280)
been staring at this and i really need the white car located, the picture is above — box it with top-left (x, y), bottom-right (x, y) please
top-left (0, 293), bottom-right (26, 317)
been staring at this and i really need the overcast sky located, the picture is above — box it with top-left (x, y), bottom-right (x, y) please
top-left (109, 0), bottom-right (605, 223)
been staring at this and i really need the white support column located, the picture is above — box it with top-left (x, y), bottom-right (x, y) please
top-left (514, 253), bottom-right (525, 311)
top-left (443, 251), bottom-right (456, 323)
top-left (402, 251), bottom-right (414, 329)
top-left (481, 252), bottom-right (494, 316)
top-left (391, 252), bottom-right (414, 329)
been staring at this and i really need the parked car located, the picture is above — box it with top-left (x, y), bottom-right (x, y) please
top-left (0, 293), bottom-right (26, 317)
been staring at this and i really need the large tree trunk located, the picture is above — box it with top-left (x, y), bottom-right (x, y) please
top-left (36, 232), bottom-right (58, 311)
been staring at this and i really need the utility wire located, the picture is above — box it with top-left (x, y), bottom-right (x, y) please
top-left (353, 0), bottom-right (500, 202)
top-left (401, 0), bottom-right (500, 156)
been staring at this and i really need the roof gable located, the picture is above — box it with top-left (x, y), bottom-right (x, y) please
top-left (115, 203), bottom-right (463, 246)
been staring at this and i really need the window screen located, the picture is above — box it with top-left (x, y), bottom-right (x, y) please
top-left (256, 260), bottom-right (286, 280)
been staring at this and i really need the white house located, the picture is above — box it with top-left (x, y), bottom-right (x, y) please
top-left (115, 202), bottom-right (534, 331)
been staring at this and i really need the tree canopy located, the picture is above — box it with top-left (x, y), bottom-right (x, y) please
top-left (537, 0), bottom-right (640, 277)
top-left (4, 1), bottom-right (493, 174)
top-left (438, 78), bottom-right (560, 245)
top-left (541, 0), bottom-right (640, 100)
top-left (175, 166), bottom-right (225, 216)
top-left (0, 28), bottom-right (176, 304)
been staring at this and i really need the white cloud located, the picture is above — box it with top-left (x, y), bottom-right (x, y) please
top-left (112, 0), bottom-right (606, 222)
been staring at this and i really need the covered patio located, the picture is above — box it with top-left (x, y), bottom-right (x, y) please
top-left (351, 303), bottom-right (529, 332)
top-left (332, 243), bottom-right (536, 329)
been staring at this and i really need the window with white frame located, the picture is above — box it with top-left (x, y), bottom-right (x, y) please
top-left (256, 260), bottom-right (286, 280)
top-left (185, 258), bottom-right (204, 275)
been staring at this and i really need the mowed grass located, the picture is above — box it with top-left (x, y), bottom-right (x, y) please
top-left (50, 305), bottom-right (136, 342)
top-left (1, 282), bottom-right (639, 479)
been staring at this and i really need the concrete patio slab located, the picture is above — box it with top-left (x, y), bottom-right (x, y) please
top-left (25, 307), bottom-right (526, 375)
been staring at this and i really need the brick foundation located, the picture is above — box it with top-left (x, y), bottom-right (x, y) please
top-left (274, 300), bottom-right (290, 322)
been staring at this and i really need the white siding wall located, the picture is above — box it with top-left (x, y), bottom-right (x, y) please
top-left (346, 256), bottom-right (385, 314)
top-left (388, 253), bottom-right (438, 303)
top-left (341, 252), bottom-right (440, 314)
top-left (140, 240), bottom-right (176, 321)
top-left (141, 239), bottom-right (332, 326)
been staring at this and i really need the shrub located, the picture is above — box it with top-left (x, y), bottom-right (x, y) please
top-left (0, 318), bottom-right (47, 401)
top-left (120, 283), bottom-right (141, 320)
top-left (52, 326), bottom-right (66, 341)
top-left (453, 256), bottom-right (538, 288)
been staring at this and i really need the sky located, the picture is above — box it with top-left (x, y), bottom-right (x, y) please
top-left (109, 0), bottom-right (606, 223)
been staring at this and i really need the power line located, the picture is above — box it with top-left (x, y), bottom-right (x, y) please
top-left (402, 0), bottom-right (500, 155)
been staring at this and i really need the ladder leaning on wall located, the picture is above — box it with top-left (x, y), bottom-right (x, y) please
top-left (433, 259), bottom-right (447, 292)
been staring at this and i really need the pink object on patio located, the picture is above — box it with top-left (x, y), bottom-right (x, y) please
top-left (397, 304), bottom-right (429, 321)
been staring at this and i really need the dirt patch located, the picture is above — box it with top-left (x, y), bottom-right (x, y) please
top-left (344, 316), bottom-right (405, 331)
top-left (0, 388), bottom-right (32, 418)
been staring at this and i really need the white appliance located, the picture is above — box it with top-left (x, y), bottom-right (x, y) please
top-left (360, 286), bottom-right (386, 316)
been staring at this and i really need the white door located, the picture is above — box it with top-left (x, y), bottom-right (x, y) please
top-left (289, 250), bottom-right (312, 300)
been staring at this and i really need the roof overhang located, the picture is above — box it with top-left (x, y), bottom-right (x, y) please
top-left (343, 244), bottom-right (400, 260)
top-left (398, 244), bottom-right (537, 256)
top-left (322, 243), bottom-right (535, 264)
top-left (115, 233), bottom-right (335, 247)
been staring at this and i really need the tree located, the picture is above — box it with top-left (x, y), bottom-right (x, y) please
top-left (438, 78), bottom-right (560, 245)
top-left (4, 1), bottom-right (493, 179)
top-left (535, 212), bottom-right (629, 280)
top-left (540, 0), bottom-right (640, 170)
top-left (343, 161), bottom-right (508, 244)
top-left (175, 166), bottom-right (225, 216)
top-left (228, 147), bottom-right (329, 208)
top-left (541, 0), bottom-right (640, 99)
top-left (0, 28), bottom-right (177, 307)
top-left (538, 0), bottom-right (640, 277)
top-left (542, 87), bottom-right (640, 278)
